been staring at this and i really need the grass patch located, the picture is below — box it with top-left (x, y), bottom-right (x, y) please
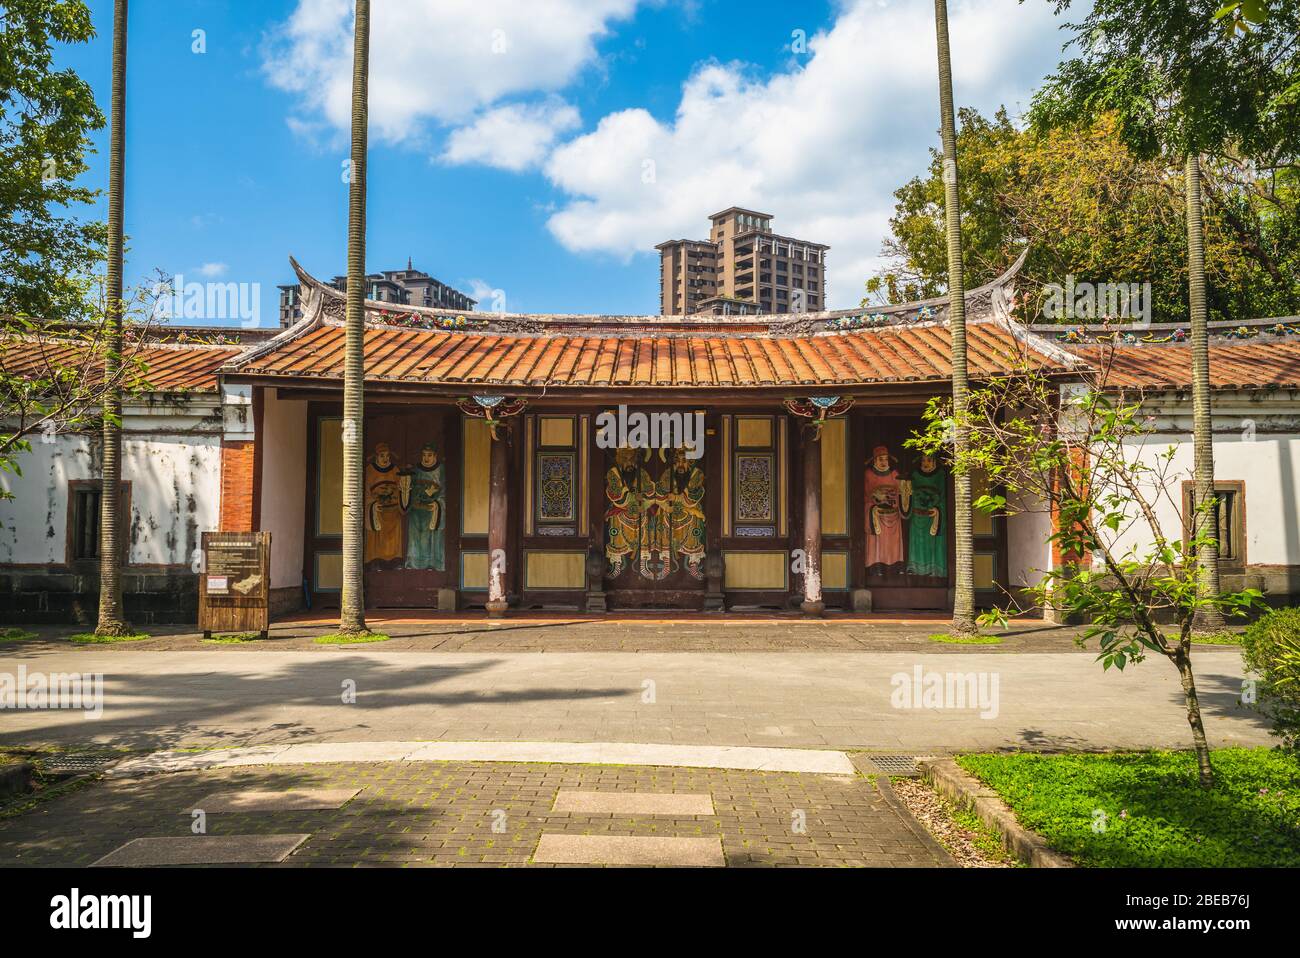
top-left (956, 748), bottom-right (1300, 867)
top-left (313, 632), bottom-right (392, 645)
top-left (928, 632), bottom-right (1003, 645)
top-left (203, 632), bottom-right (262, 644)
top-left (0, 628), bottom-right (37, 643)
top-left (1191, 631), bottom-right (1243, 645)
top-left (68, 631), bottom-right (151, 644)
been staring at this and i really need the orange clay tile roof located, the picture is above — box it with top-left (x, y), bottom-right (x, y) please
top-left (0, 338), bottom-right (239, 393)
top-left (1072, 340), bottom-right (1300, 391)
top-left (225, 318), bottom-right (1075, 390)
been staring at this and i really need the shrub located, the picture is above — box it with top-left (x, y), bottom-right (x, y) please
top-left (1241, 607), bottom-right (1300, 750)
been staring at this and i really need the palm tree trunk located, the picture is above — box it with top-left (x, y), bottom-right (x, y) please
top-left (933, 0), bottom-right (976, 635)
top-left (1185, 154), bottom-right (1224, 631)
top-left (339, 0), bottom-right (371, 635)
top-left (96, 0), bottom-right (128, 637)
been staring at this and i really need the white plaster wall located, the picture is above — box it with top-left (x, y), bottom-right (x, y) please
top-left (0, 428), bottom-right (220, 566)
top-left (259, 390), bottom-right (307, 589)
top-left (1006, 492), bottom-right (1054, 589)
top-left (1109, 430), bottom-right (1300, 567)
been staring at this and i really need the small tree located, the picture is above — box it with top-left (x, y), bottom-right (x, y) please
top-left (1, 277), bottom-right (158, 506)
top-left (911, 350), bottom-right (1264, 788)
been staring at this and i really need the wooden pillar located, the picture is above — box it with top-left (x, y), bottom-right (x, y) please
top-left (486, 428), bottom-right (510, 617)
top-left (801, 427), bottom-right (824, 615)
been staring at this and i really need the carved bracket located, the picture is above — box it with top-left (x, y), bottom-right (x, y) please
top-left (784, 396), bottom-right (854, 440)
top-left (456, 395), bottom-right (528, 440)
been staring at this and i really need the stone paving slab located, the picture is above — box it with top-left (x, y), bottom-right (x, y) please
top-left (0, 761), bottom-right (954, 868)
top-left (91, 834), bottom-right (309, 867)
top-left (194, 788), bottom-right (361, 812)
top-left (553, 790), bottom-right (714, 815)
top-left (534, 834), bottom-right (724, 866)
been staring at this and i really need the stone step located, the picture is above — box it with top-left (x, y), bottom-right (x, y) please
top-left (91, 834), bottom-right (309, 867)
top-left (553, 790), bottom-right (714, 815)
top-left (533, 834), bottom-right (724, 867)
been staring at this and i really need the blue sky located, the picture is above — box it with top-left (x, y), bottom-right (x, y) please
top-left (58, 0), bottom-right (1070, 325)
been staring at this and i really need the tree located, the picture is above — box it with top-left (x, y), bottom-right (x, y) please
top-left (0, 301), bottom-right (152, 506)
top-left (0, 0), bottom-right (107, 325)
top-left (911, 356), bottom-right (1264, 787)
top-left (339, 0), bottom-right (371, 636)
top-left (1030, 0), bottom-right (1300, 631)
top-left (866, 109), bottom-right (1300, 323)
top-left (95, 0), bottom-right (129, 637)
top-left (932, 0), bottom-right (977, 635)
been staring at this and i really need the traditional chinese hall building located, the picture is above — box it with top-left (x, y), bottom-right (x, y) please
top-left (3, 256), bottom-right (1299, 623)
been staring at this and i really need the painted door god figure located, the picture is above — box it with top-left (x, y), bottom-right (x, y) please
top-left (604, 447), bottom-right (644, 578)
top-left (364, 442), bottom-right (404, 563)
top-left (666, 447), bottom-right (706, 579)
top-left (905, 453), bottom-right (947, 578)
top-left (864, 445), bottom-right (904, 570)
top-left (403, 443), bottom-right (445, 571)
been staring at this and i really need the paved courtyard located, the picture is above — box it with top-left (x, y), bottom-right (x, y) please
top-left (0, 760), bottom-right (952, 868)
top-left (0, 617), bottom-right (1265, 754)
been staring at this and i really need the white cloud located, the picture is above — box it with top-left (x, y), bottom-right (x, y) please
top-left (264, 0), bottom-right (639, 143)
top-left (442, 99), bottom-right (582, 172)
top-left (195, 262), bottom-right (229, 278)
top-left (541, 0), bottom-right (1065, 307)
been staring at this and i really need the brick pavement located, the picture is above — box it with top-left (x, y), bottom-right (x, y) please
top-left (0, 761), bottom-right (953, 868)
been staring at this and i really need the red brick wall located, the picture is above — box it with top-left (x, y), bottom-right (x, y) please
top-left (219, 440), bottom-right (256, 532)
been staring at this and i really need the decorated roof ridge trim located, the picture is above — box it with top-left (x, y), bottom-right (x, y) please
top-left (1052, 321), bottom-right (1300, 346)
top-left (0, 332), bottom-right (243, 354)
top-left (286, 247), bottom-right (1030, 336)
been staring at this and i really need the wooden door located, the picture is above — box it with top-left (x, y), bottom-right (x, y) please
top-left (362, 407), bottom-right (457, 608)
top-left (601, 438), bottom-right (707, 610)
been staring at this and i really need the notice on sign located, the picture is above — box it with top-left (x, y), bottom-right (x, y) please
top-left (204, 535), bottom-right (267, 599)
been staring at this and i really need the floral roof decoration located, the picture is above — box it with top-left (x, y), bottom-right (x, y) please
top-left (377, 309), bottom-right (487, 333)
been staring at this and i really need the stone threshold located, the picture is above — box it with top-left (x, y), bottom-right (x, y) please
top-left (109, 740), bottom-right (857, 778)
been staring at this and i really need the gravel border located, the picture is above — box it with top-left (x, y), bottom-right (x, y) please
top-left (889, 775), bottom-right (1016, 867)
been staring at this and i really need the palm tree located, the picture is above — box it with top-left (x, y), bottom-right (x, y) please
top-left (339, 0), bottom-right (371, 635)
top-left (95, 0), bottom-right (129, 637)
top-left (933, 0), bottom-right (976, 635)
top-left (1184, 154), bottom-right (1224, 631)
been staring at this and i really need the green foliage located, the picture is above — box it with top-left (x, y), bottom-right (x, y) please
top-left (0, 0), bottom-right (107, 324)
top-left (1241, 607), bottom-right (1300, 748)
top-left (866, 108), bottom-right (1300, 322)
top-left (0, 627), bottom-right (38, 642)
top-left (1031, 0), bottom-right (1299, 161)
top-left (956, 748), bottom-right (1300, 867)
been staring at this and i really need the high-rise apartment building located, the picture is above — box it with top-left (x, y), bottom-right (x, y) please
top-left (278, 260), bottom-right (476, 326)
top-left (656, 208), bottom-right (829, 315)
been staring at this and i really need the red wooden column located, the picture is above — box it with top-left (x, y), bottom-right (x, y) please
top-left (800, 426), bottom-right (824, 615)
top-left (486, 427), bottom-right (510, 617)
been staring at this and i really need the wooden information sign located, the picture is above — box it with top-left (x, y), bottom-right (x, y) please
top-left (198, 531), bottom-right (271, 640)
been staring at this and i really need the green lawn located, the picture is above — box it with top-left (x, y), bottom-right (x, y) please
top-left (928, 632), bottom-right (1003, 645)
top-left (957, 749), bottom-right (1300, 867)
top-left (313, 632), bottom-right (391, 645)
top-left (0, 628), bottom-right (37, 643)
top-left (68, 632), bottom-right (151, 644)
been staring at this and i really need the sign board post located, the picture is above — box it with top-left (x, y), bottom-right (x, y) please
top-left (199, 531), bottom-right (271, 640)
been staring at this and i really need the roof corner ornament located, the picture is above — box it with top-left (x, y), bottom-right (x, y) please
top-left (785, 396), bottom-right (854, 440)
top-left (456, 395), bottom-right (528, 440)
